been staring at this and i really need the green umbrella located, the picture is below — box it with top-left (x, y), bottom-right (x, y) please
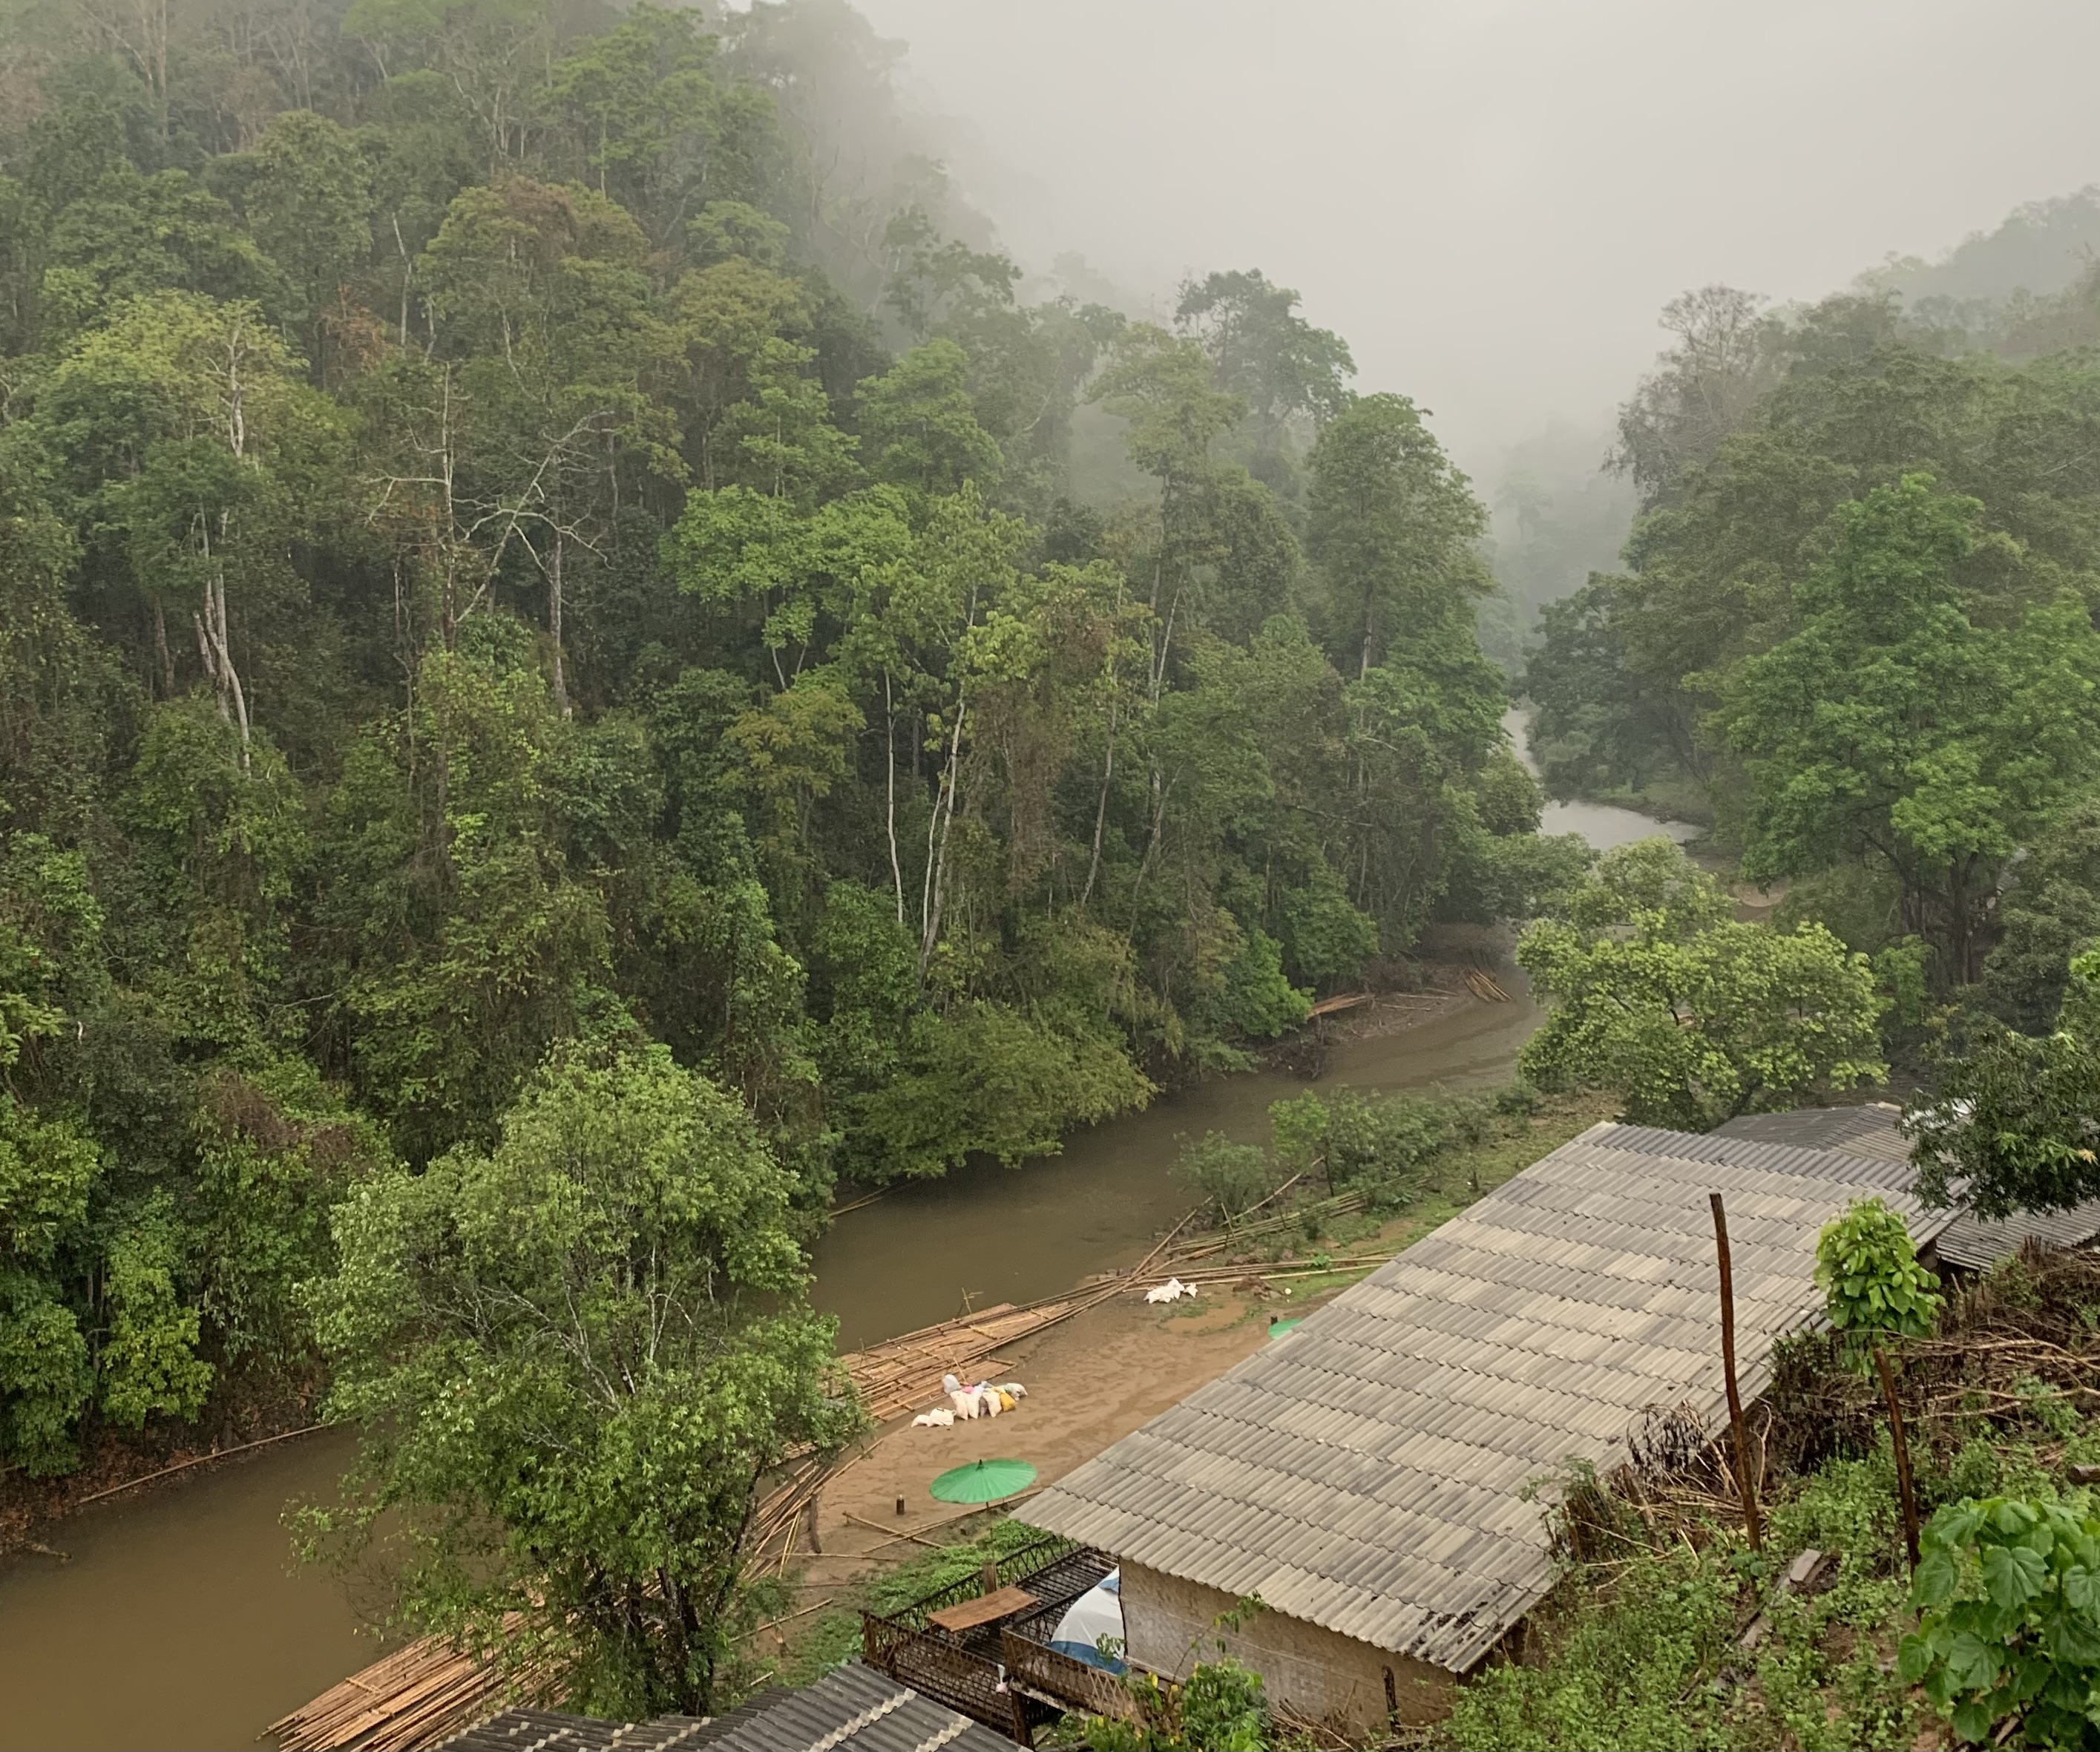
top-left (1267, 1317), bottom-right (1304, 1339)
top-left (930, 1458), bottom-right (1037, 1504)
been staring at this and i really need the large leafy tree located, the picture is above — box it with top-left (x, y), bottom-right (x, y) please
top-left (1725, 473), bottom-right (2100, 987)
top-left (1526, 295), bottom-right (2100, 811)
top-left (1305, 392), bottom-right (1487, 678)
top-left (37, 289), bottom-right (340, 758)
top-left (1610, 285), bottom-right (1788, 510)
top-left (1908, 948), bottom-right (2100, 1219)
top-left (1175, 266), bottom-right (1353, 482)
top-left (1518, 840), bottom-right (1886, 1129)
top-left (306, 1046), bottom-right (855, 1715)
top-left (419, 174), bottom-right (680, 712)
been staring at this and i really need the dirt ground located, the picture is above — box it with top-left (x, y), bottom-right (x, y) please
top-left (799, 1283), bottom-right (1316, 1576)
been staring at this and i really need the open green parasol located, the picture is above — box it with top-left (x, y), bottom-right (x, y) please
top-left (1267, 1317), bottom-right (1304, 1339)
top-left (929, 1457), bottom-right (1037, 1504)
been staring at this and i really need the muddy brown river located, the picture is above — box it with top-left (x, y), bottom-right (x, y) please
top-left (0, 715), bottom-right (1687, 1749)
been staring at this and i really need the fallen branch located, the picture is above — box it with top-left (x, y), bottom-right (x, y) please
top-left (747, 1595), bottom-right (841, 1639)
top-left (71, 1423), bottom-right (329, 1508)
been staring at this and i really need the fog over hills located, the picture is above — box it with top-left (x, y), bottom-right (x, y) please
top-left (850, 0), bottom-right (2100, 470)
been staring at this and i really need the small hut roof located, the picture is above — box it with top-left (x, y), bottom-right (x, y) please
top-left (1716, 1107), bottom-right (2100, 1271)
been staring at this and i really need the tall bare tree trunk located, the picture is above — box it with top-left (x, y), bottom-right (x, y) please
top-left (1874, 1344), bottom-right (1922, 1572)
top-left (919, 699), bottom-right (967, 977)
top-left (1080, 698), bottom-right (1118, 909)
top-left (153, 600), bottom-right (174, 698)
top-left (548, 528), bottom-right (569, 717)
top-left (191, 528), bottom-right (252, 774)
top-left (885, 670), bottom-right (905, 924)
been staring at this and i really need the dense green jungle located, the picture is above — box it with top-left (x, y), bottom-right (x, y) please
top-left (7, 0), bottom-right (2100, 1722)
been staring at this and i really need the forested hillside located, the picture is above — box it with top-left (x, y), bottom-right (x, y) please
top-left (0, 0), bottom-right (1575, 1479)
top-left (1526, 273), bottom-right (2100, 999)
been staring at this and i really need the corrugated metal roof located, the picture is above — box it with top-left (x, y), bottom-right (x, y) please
top-left (1714, 1108), bottom-right (2100, 1270)
top-left (444, 1666), bottom-right (1014, 1752)
top-left (444, 1709), bottom-right (714, 1751)
top-left (1026, 1122), bottom-right (1958, 1675)
top-left (686, 1664), bottom-right (1013, 1752)
top-left (1932, 1203), bottom-right (2100, 1270)
top-left (1710, 1106), bottom-right (1912, 1167)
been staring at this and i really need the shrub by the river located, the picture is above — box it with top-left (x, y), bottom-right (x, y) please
top-left (1175, 1132), bottom-right (1277, 1224)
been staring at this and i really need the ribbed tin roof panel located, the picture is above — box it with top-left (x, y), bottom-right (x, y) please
top-left (1026, 1122), bottom-right (1957, 1673)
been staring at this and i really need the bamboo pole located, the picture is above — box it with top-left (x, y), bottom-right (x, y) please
top-left (71, 1423), bottom-right (327, 1508)
top-left (1708, 1193), bottom-right (1763, 1552)
top-left (1873, 1343), bottom-right (1922, 1572)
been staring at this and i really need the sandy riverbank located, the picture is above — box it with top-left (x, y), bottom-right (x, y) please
top-left (798, 1281), bottom-right (1316, 1576)
top-left (795, 1086), bottom-right (1618, 1591)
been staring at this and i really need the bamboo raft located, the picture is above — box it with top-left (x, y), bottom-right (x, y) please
top-left (269, 1615), bottom-right (558, 1752)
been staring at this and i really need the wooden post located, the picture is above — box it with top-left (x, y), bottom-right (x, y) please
top-left (1709, 1193), bottom-right (1763, 1552)
top-left (1873, 1343), bottom-right (1923, 1572)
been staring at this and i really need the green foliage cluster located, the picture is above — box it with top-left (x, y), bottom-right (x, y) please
top-left (1446, 1434), bottom-right (1935, 1751)
top-left (1173, 1132), bottom-right (1275, 1223)
top-left (1901, 1497), bottom-right (2100, 1750)
top-left (1517, 840), bottom-right (1886, 1128)
top-left (1523, 282), bottom-right (2100, 1008)
top-left (303, 1045), bottom-right (856, 1716)
top-left (1268, 1085), bottom-right (1490, 1208)
top-left (1084, 1658), bottom-right (1273, 1752)
top-left (1172, 1082), bottom-right (1503, 1235)
top-left (1446, 1237), bottom-right (2100, 1752)
top-left (1279, 1087), bottom-right (1466, 1199)
top-left (0, 0), bottom-right (1578, 1490)
top-left (1815, 1196), bottom-right (1943, 1362)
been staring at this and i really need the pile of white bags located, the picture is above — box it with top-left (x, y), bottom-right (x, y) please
top-left (933, 1372), bottom-right (1027, 1420)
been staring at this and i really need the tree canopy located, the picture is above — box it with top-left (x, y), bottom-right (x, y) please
top-left (306, 1046), bottom-right (853, 1715)
top-left (1517, 841), bottom-right (1886, 1129)
top-left (0, 0), bottom-right (1571, 1518)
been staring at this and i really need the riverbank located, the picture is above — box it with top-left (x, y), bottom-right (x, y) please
top-left (757, 1087), bottom-right (1618, 1693)
top-left (0, 1385), bottom-right (329, 1564)
top-left (0, 760), bottom-right (1675, 1750)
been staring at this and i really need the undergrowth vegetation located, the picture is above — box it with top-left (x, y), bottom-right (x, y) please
top-left (1446, 1246), bottom-right (2100, 1752)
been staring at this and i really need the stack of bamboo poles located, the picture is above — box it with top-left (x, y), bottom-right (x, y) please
top-left (1142, 1253), bottom-right (1397, 1290)
top-left (1463, 965), bottom-right (1512, 1002)
top-left (840, 1299), bottom-right (1086, 1424)
top-left (745, 1218), bottom-right (1217, 1570)
top-left (1169, 1185), bottom-right (1368, 1262)
top-left (269, 1616), bottom-right (558, 1752)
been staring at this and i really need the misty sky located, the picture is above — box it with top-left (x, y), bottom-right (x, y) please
top-left (852, 0), bottom-right (2100, 471)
